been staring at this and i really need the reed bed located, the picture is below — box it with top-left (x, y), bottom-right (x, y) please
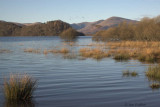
top-left (146, 65), bottom-right (160, 81)
top-left (3, 74), bottom-right (37, 101)
top-left (107, 41), bottom-right (160, 49)
top-left (79, 48), bottom-right (109, 60)
top-left (106, 41), bottom-right (160, 63)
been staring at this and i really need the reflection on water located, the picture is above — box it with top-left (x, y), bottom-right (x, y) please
top-left (60, 35), bottom-right (78, 42)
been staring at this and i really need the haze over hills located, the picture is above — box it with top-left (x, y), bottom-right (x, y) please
top-left (71, 17), bottom-right (138, 35)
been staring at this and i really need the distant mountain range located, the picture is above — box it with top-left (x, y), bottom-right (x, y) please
top-left (71, 17), bottom-right (138, 35)
top-left (0, 16), bottom-right (138, 36)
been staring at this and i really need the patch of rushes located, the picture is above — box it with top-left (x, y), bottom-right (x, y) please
top-left (123, 70), bottom-right (138, 77)
top-left (146, 65), bottom-right (160, 81)
top-left (108, 48), bottom-right (160, 63)
top-left (150, 83), bottom-right (160, 89)
top-left (3, 74), bottom-right (37, 101)
top-left (106, 41), bottom-right (160, 63)
top-left (79, 48), bottom-right (109, 60)
top-left (114, 53), bottom-right (130, 61)
top-left (43, 48), bottom-right (70, 55)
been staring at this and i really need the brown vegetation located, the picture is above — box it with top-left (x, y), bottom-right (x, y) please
top-left (106, 41), bottom-right (160, 63)
top-left (0, 49), bottom-right (12, 53)
top-left (93, 15), bottom-right (160, 41)
top-left (4, 74), bottom-right (37, 101)
top-left (79, 48), bottom-right (109, 60)
top-left (150, 83), bottom-right (160, 89)
top-left (122, 70), bottom-right (138, 77)
top-left (24, 48), bottom-right (41, 53)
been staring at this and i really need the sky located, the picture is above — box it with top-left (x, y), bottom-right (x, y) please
top-left (0, 0), bottom-right (160, 24)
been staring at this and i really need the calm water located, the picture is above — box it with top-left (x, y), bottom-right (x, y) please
top-left (0, 36), bottom-right (159, 107)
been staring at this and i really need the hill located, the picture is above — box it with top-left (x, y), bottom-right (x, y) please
top-left (71, 17), bottom-right (137, 35)
top-left (0, 20), bottom-right (84, 36)
top-left (0, 21), bottom-right (22, 36)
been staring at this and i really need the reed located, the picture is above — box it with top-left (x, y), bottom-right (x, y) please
top-left (131, 71), bottom-right (138, 77)
top-left (106, 41), bottom-right (160, 63)
top-left (114, 53), bottom-right (130, 61)
top-left (42, 48), bottom-right (70, 55)
top-left (123, 70), bottom-right (138, 77)
top-left (79, 48), bottom-right (109, 60)
top-left (59, 48), bottom-right (69, 54)
top-left (146, 65), bottom-right (160, 81)
top-left (63, 54), bottom-right (77, 59)
top-left (24, 48), bottom-right (41, 53)
top-left (3, 74), bottom-right (37, 101)
top-left (107, 41), bottom-right (160, 49)
top-left (150, 83), bottom-right (160, 89)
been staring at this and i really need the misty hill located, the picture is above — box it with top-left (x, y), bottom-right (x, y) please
top-left (0, 20), bottom-right (84, 36)
top-left (71, 17), bottom-right (137, 35)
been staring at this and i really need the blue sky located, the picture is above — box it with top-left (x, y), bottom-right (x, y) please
top-left (0, 0), bottom-right (160, 24)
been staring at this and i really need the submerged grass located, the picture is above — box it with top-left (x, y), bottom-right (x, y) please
top-left (123, 70), bottom-right (138, 77)
top-left (3, 74), bottom-right (37, 101)
top-left (0, 49), bottom-right (12, 53)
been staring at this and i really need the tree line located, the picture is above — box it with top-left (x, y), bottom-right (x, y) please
top-left (93, 15), bottom-right (160, 41)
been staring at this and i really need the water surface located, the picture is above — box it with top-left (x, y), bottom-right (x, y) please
top-left (0, 36), bottom-right (159, 107)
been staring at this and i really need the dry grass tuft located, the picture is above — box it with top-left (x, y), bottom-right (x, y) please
top-left (3, 74), bottom-right (37, 101)
top-left (146, 65), bottom-right (160, 81)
